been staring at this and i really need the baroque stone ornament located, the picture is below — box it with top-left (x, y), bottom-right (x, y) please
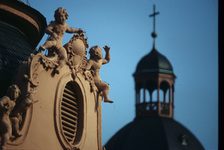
top-left (86, 45), bottom-right (113, 103)
top-left (83, 70), bottom-right (98, 93)
top-left (37, 7), bottom-right (83, 73)
top-left (2, 6), bottom-right (111, 150)
top-left (64, 32), bottom-right (88, 79)
top-left (0, 82), bottom-right (37, 149)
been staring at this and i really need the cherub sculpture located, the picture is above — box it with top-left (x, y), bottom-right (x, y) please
top-left (86, 45), bottom-right (113, 103)
top-left (10, 92), bottom-right (35, 140)
top-left (0, 85), bottom-right (20, 149)
top-left (37, 7), bottom-right (83, 72)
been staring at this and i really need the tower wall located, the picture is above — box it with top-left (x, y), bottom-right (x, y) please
top-left (0, 0), bottom-right (46, 96)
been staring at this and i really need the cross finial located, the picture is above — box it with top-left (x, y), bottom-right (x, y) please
top-left (149, 4), bottom-right (160, 49)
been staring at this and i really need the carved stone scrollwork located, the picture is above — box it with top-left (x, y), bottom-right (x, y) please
top-left (65, 32), bottom-right (88, 57)
top-left (72, 147), bottom-right (80, 150)
top-left (83, 70), bottom-right (98, 93)
top-left (25, 53), bottom-right (42, 87)
top-left (39, 55), bottom-right (59, 71)
top-left (65, 147), bottom-right (80, 150)
top-left (64, 32), bottom-right (88, 80)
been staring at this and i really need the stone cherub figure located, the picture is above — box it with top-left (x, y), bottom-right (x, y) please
top-left (10, 92), bottom-right (35, 141)
top-left (0, 85), bottom-right (20, 149)
top-left (86, 45), bottom-right (113, 103)
top-left (37, 7), bottom-right (83, 72)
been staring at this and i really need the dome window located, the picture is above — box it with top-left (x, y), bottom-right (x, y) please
top-left (179, 134), bottom-right (189, 146)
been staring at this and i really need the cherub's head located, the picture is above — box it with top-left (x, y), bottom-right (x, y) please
top-left (7, 84), bottom-right (21, 100)
top-left (89, 46), bottom-right (103, 59)
top-left (54, 7), bottom-right (68, 24)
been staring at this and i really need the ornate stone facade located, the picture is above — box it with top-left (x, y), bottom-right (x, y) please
top-left (0, 5), bottom-right (111, 150)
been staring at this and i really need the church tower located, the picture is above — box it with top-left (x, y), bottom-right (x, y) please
top-left (105, 5), bottom-right (204, 150)
top-left (133, 4), bottom-right (176, 118)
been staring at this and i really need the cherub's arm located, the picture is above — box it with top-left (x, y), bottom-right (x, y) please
top-left (102, 46), bottom-right (110, 64)
top-left (66, 24), bottom-right (83, 33)
top-left (0, 97), bottom-right (9, 109)
top-left (0, 97), bottom-right (7, 106)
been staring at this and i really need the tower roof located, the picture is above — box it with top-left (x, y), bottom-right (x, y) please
top-left (135, 48), bottom-right (174, 75)
top-left (134, 4), bottom-right (174, 77)
top-left (105, 117), bottom-right (204, 150)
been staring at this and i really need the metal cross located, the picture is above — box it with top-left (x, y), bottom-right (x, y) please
top-left (149, 4), bottom-right (160, 34)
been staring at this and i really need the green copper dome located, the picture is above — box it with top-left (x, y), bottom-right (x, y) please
top-left (135, 48), bottom-right (174, 75)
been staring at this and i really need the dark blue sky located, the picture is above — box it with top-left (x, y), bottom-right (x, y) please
top-left (28, 0), bottom-right (218, 149)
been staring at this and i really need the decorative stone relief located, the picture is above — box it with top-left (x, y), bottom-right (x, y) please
top-left (0, 7), bottom-right (112, 150)
top-left (36, 7), bottom-right (83, 74)
top-left (64, 31), bottom-right (88, 79)
top-left (24, 53), bottom-right (42, 86)
top-left (0, 54), bottom-right (39, 148)
top-left (0, 82), bottom-right (37, 149)
top-left (83, 70), bottom-right (98, 93)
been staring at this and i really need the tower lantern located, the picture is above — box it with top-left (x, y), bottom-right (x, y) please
top-left (133, 4), bottom-right (176, 118)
